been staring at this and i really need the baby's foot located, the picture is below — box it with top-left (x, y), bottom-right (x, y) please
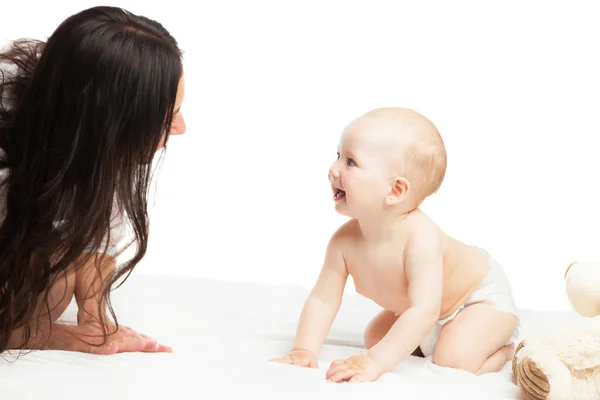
top-left (504, 343), bottom-right (516, 363)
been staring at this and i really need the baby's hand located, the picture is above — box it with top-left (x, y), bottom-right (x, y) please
top-left (269, 349), bottom-right (318, 368)
top-left (43, 322), bottom-right (172, 354)
top-left (326, 354), bottom-right (384, 383)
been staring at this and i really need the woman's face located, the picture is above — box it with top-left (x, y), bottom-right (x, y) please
top-left (157, 74), bottom-right (186, 150)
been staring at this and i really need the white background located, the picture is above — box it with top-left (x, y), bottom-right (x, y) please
top-left (2, 1), bottom-right (599, 312)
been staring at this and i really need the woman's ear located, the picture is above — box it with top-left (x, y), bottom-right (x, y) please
top-left (385, 176), bottom-right (410, 205)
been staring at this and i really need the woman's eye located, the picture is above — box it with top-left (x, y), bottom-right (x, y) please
top-left (346, 158), bottom-right (356, 167)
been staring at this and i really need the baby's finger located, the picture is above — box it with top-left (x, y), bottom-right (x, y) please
top-left (325, 363), bottom-right (347, 380)
top-left (308, 358), bottom-right (319, 368)
top-left (349, 374), bottom-right (366, 383)
top-left (327, 368), bottom-right (356, 383)
top-left (330, 359), bottom-right (346, 366)
top-left (292, 357), bottom-right (306, 367)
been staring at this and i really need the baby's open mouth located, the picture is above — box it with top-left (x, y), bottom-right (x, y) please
top-left (333, 188), bottom-right (346, 200)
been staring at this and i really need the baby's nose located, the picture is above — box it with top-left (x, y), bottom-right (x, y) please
top-left (328, 167), bottom-right (339, 183)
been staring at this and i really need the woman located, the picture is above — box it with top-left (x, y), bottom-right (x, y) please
top-left (0, 6), bottom-right (186, 354)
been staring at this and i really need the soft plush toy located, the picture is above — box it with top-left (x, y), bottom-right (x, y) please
top-left (512, 261), bottom-right (600, 399)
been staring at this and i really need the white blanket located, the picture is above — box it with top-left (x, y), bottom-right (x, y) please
top-left (0, 274), bottom-right (583, 399)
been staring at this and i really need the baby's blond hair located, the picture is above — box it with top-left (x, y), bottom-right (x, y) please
top-left (397, 128), bottom-right (447, 204)
top-left (358, 107), bottom-right (447, 204)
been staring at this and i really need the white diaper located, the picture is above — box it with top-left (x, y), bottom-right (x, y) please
top-left (418, 247), bottom-right (520, 357)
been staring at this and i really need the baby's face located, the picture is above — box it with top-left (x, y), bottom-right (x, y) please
top-left (328, 107), bottom-right (445, 219)
top-left (328, 126), bottom-right (395, 219)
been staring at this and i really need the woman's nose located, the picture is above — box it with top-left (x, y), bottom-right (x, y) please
top-left (170, 113), bottom-right (187, 136)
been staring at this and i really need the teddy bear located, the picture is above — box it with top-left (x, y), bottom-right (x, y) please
top-left (511, 261), bottom-right (600, 399)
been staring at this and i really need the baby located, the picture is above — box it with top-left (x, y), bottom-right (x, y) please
top-left (271, 107), bottom-right (519, 382)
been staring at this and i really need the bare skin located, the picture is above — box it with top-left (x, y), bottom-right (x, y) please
top-left (346, 214), bottom-right (488, 320)
top-left (7, 253), bottom-right (172, 354)
top-left (363, 290), bottom-right (516, 375)
top-left (271, 107), bottom-right (517, 381)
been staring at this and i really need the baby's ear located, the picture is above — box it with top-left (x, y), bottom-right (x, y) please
top-left (385, 176), bottom-right (410, 205)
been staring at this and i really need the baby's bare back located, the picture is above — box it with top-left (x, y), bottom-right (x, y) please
top-left (343, 212), bottom-right (490, 319)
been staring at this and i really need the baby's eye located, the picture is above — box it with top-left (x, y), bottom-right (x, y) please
top-left (336, 152), bottom-right (340, 160)
top-left (346, 158), bottom-right (356, 167)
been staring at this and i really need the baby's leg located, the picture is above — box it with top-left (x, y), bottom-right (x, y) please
top-left (432, 303), bottom-right (517, 374)
top-left (364, 309), bottom-right (424, 357)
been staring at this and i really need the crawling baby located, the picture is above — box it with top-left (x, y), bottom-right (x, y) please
top-left (271, 107), bottom-right (519, 382)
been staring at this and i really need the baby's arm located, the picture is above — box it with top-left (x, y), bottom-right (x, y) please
top-left (272, 229), bottom-right (348, 365)
top-left (368, 223), bottom-right (443, 372)
top-left (293, 235), bottom-right (348, 355)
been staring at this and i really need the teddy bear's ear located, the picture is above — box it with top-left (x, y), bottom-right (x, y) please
top-left (565, 262), bottom-right (576, 279)
top-left (512, 340), bottom-right (526, 382)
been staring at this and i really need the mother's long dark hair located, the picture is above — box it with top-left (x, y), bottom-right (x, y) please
top-left (0, 6), bottom-right (182, 352)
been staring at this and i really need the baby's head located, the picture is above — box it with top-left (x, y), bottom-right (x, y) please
top-left (328, 107), bottom-right (446, 219)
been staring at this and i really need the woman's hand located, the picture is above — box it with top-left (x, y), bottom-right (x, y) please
top-left (42, 322), bottom-right (172, 354)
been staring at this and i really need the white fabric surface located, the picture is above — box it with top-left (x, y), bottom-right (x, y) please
top-left (0, 274), bottom-right (583, 399)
